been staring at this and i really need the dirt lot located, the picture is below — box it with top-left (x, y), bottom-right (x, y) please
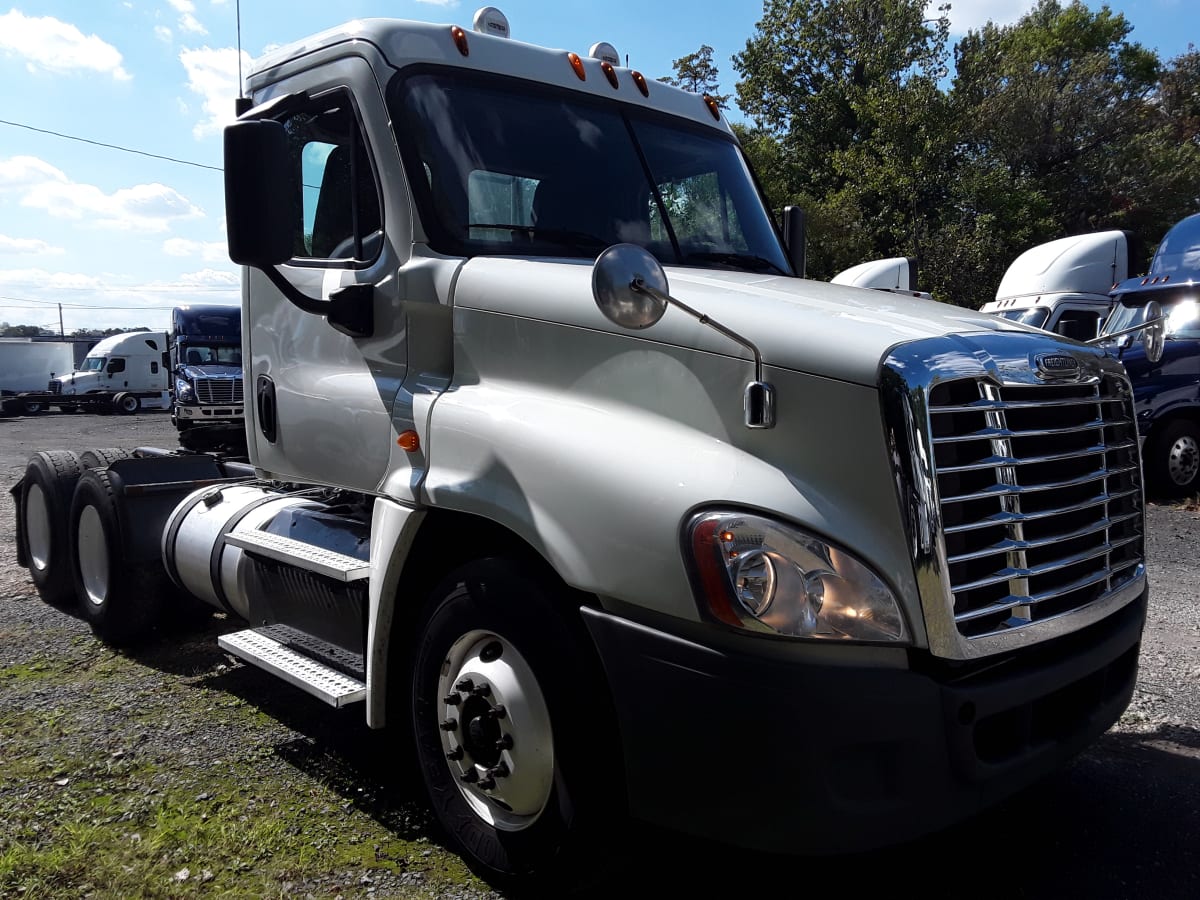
top-left (1, 411), bottom-right (1198, 898)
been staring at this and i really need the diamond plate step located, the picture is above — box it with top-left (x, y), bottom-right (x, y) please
top-left (219, 628), bottom-right (366, 707)
top-left (223, 530), bottom-right (370, 582)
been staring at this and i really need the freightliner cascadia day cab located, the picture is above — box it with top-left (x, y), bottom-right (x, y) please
top-left (24, 330), bottom-right (171, 414)
top-left (169, 304), bottom-right (246, 452)
top-left (11, 8), bottom-right (1153, 886)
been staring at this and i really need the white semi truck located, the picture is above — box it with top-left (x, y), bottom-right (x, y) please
top-left (11, 9), bottom-right (1150, 887)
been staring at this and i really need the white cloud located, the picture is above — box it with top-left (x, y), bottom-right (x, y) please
top-left (0, 10), bottom-right (131, 80)
top-left (177, 268), bottom-right (239, 287)
top-left (414, 0), bottom-right (461, 6)
top-left (180, 46), bottom-right (249, 139)
top-left (0, 267), bottom-right (104, 291)
top-left (0, 155), bottom-right (203, 233)
top-left (155, 25), bottom-right (173, 43)
top-left (0, 235), bottom-right (64, 255)
top-left (163, 238), bottom-right (228, 262)
top-left (930, 1), bottom-right (1036, 35)
top-left (168, 0), bottom-right (208, 36)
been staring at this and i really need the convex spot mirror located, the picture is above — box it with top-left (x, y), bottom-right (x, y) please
top-left (1144, 300), bottom-right (1165, 364)
top-left (592, 244), bottom-right (669, 330)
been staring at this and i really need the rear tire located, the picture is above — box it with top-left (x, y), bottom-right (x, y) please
top-left (69, 468), bottom-right (166, 645)
top-left (19, 450), bottom-right (84, 607)
top-left (113, 393), bottom-right (139, 415)
top-left (410, 559), bottom-right (621, 889)
top-left (21, 399), bottom-right (44, 414)
top-left (79, 447), bottom-right (133, 469)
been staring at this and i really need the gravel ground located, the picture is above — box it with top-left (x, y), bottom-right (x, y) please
top-left (1, 410), bottom-right (1197, 898)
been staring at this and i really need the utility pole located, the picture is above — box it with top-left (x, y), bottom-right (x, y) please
top-left (58, 303), bottom-right (64, 338)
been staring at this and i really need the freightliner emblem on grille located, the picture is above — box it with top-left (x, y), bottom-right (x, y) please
top-left (1035, 353), bottom-right (1081, 378)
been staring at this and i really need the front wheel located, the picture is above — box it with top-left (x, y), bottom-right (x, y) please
top-left (1147, 420), bottom-right (1200, 499)
top-left (410, 559), bottom-right (620, 888)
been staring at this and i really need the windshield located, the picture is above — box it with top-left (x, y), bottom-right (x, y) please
top-left (996, 307), bottom-right (1050, 328)
top-left (1148, 214), bottom-right (1200, 280)
top-left (1102, 294), bottom-right (1200, 340)
top-left (180, 344), bottom-right (241, 366)
top-left (391, 71), bottom-right (790, 275)
top-left (79, 356), bottom-right (105, 372)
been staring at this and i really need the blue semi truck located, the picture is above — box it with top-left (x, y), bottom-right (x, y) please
top-left (1098, 213), bottom-right (1200, 498)
top-left (169, 305), bottom-right (245, 452)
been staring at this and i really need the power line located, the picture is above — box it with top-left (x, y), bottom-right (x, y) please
top-left (0, 118), bottom-right (222, 173)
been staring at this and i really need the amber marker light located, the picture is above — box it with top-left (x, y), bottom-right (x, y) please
top-left (568, 52), bottom-right (587, 80)
top-left (631, 70), bottom-right (649, 97)
top-left (702, 94), bottom-right (721, 120)
top-left (397, 430), bottom-right (421, 452)
top-left (600, 60), bottom-right (619, 89)
top-left (451, 25), bottom-right (470, 56)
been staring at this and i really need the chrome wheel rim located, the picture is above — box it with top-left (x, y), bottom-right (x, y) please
top-left (437, 629), bottom-right (554, 832)
top-left (1168, 434), bottom-right (1199, 487)
top-left (25, 484), bottom-right (52, 571)
top-left (76, 505), bottom-right (109, 608)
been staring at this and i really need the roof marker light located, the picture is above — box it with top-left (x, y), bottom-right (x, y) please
top-left (472, 7), bottom-right (510, 38)
top-left (702, 94), bottom-right (721, 120)
top-left (631, 70), bottom-right (649, 97)
top-left (568, 52), bottom-right (586, 81)
top-left (451, 25), bottom-right (470, 56)
top-left (600, 60), bottom-right (619, 89)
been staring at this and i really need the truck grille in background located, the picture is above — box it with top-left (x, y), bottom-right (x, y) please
top-left (928, 375), bottom-right (1142, 639)
top-left (194, 378), bottom-right (244, 405)
top-left (48, 381), bottom-right (61, 394)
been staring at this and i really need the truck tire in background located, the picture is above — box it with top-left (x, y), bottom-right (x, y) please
top-left (21, 399), bottom-right (45, 414)
top-left (17, 450), bottom-right (85, 608)
top-left (79, 447), bottom-right (134, 469)
top-left (1147, 420), bottom-right (1200, 499)
top-left (69, 468), bottom-right (166, 645)
top-left (113, 393), bottom-right (140, 415)
top-left (409, 559), bottom-right (620, 887)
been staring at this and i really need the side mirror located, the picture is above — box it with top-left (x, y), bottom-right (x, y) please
top-left (782, 206), bottom-right (806, 277)
top-left (1144, 300), bottom-right (1165, 364)
top-left (591, 244), bottom-right (669, 329)
top-left (224, 120), bottom-right (293, 267)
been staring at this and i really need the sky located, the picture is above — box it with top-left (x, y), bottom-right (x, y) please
top-left (0, 0), bottom-right (1196, 333)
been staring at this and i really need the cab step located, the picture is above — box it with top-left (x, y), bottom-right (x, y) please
top-left (223, 530), bottom-right (370, 582)
top-left (218, 628), bottom-right (366, 707)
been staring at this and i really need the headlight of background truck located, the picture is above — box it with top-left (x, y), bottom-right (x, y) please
top-left (174, 377), bottom-right (194, 402)
top-left (687, 511), bottom-right (908, 643)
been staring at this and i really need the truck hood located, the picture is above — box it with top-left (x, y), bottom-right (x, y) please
top-left (453, 258), bottom-right (1042, 386)
top-left (53, 371), bottom-right (102, 393)
top-left (178, 364), bottom-right (242, 380)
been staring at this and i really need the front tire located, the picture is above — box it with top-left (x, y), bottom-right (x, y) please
top-left (1147, 420), bottom-right (1200, 499)
top-left (18, 450), bottom-right (84, 607)
top-left (410, 559), bottom-right (620, 888)
top-left (69, 468), bottom-right (166, 644)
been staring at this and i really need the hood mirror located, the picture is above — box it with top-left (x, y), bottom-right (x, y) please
top-left (591, 243), bottom-right (776, 428)
top-left (592, 243), bottom-right (669, 329)
top-left (1143, 300), bottom-right (1165, 364)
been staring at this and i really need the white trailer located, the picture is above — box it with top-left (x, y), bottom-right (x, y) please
top-left (0, 340), bottom-right (74, 413)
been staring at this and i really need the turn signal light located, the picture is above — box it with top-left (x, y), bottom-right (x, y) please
top-left (397, 430), bottom-right (420, 452)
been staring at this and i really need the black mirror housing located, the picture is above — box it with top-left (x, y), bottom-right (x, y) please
top-left (224, 120), bottom-right (293, 267)
top-left (782, 206), bottom-right (806, 278)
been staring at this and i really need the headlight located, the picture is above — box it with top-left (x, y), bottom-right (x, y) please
top-left (174, 377), bottom-right (194, 401)
top-left (687, 511), bottom-right (908, 643)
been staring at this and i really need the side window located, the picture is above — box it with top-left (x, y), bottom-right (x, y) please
top-left (468, 170), bottom-right (538, 242)
top-left (1054, 310), bottom-right (1101, 341)
top-left (280, 91), bottom-right (382, 262)
top-left (108, 358), bottom-right (126, 374)
top-left (651, 172), bottom-right (748, 254)
top-left (150, 362), bottom-right (159, 374)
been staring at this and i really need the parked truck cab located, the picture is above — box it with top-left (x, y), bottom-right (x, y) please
top-left (45, 330), bottom-right (169, 413)
top-left (170, 305), bottom-right (245, 452)
top-left (12, 9), bottom-right (1150, 888)
top-left (1098, 212), bottom-right (1200, 497)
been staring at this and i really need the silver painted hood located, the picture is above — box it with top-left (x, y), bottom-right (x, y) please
top-left (452, 257), bottom-right (1043, 387)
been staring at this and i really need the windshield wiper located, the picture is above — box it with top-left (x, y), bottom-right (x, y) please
top-left (469, 223), bottom-right (609, 253)
top-left (681, 251), bottom-right (788, 276)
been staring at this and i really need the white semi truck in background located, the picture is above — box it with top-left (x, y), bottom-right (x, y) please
top-left (11, 8), bottom-right (1151, 888)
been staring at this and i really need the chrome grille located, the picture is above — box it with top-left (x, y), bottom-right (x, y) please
top-left (194, 377), bottom-right (244, 405)
top-left (929, 374), bottom-right (1142, 639)
top-left (48, 380), bottom-right (61, 394)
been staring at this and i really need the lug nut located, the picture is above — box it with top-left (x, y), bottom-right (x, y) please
top-left (471, 683), bottom-right (491, 698)
top-left (445, 746), bottom-right (464, 761)
top-left (486, 762), bottom-right (509, 779)
top-left (443, 694), bottom-right (462, 706)
top-left (495, 734), bottom-right (513, 751)
top-left (486, 704), bottom-right (507, 720)
top-left (478, 776), bottom-right (497, 790)
top-left (480, 641), bottom-right (503, 662)
top-left (455, 678), bottom-right (475, 692)
top-left (439, 718), bottom-right (458, 732)
top-left (460, 768), bottom-right (479, 783)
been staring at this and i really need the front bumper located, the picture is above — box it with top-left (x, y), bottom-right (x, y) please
top-left (582, 590), bottom-right (1145, 854)
top-left (173, 403), bottom-right (244, 424)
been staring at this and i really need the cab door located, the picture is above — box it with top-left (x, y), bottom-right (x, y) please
top-left (244, 54), bottom-right (411, 492)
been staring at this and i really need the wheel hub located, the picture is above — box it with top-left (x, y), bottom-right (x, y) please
top-left (25, 484), bottom-right (52, 571)
top-left (1168, 434), bottom-right (1199, 487)
top-left (436, 630), bottom-right (554, 831)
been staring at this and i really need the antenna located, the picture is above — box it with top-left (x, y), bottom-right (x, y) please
top-left (234, 0), bottom-right (251, 115)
